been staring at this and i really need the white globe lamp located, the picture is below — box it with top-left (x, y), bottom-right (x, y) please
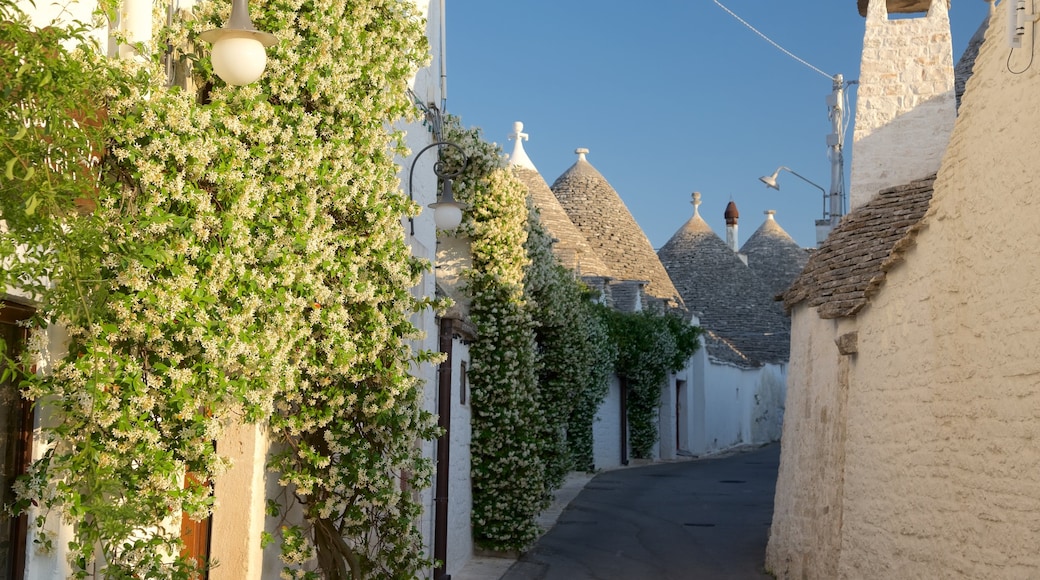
top-left (199, 0), bottom-right (277, 86)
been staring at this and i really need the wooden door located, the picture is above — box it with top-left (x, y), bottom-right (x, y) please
top-left (0, 302), bottom-right (34, 580)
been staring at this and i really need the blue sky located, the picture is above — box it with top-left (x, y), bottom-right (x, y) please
top-left (445, 1), bottom-right (992, 249)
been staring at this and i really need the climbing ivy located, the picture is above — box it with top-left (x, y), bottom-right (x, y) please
top-left (1, 0), bottom-right (439, 577)
top-left (600, 308), bottom-right (701, 458)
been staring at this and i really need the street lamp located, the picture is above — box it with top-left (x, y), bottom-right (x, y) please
top-left (759, 166), bottom-right (828, 220)
top-left (199, 0), bottom-right (277, 86)
top-left (409, 142), bottom-right (469, 233)
top-left (760, 166), bottom-right (836, 246)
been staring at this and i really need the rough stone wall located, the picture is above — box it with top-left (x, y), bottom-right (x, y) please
top-left (836, 3), bottom-right (1040, 576)
top-left (772, 3), bottom-right (1040, 577)
top-left (849, 0), bottom-right (955, 210)
top-left (765, 312), bottom-right (852, 580)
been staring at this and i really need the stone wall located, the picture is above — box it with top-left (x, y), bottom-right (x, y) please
top-left (765, 312), bottom-right (851, 580)
top-left (837, 1), bottom-right (1040, 575)
top-left (771, 2), bottom-right (1040, 577)
top-left (849, 0), bottom-right (955, 209)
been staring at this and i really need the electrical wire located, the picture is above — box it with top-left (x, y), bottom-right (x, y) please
top-left (711, 0), bottom-right (834, 81)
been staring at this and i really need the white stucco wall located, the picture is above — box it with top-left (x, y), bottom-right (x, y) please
top-left (747, 364), bottom-right (786, 444)
top-left (444, 336), bottom-right (472, 577)
top-left (765, 311), bottom-right (852, 580)
top-left (849, 0), bottom-right (955, 210)
top-left (839, 3), bottom-right (1040, 576)
top-left (678, 346), bottom-right (786, 458)
top-left (592, 375), bottom-right (623, 470)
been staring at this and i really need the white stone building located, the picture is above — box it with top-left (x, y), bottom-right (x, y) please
top-left (506, 126), bottom-right (793, 467)
top-left (764, 0), bottom-right (1040, 577)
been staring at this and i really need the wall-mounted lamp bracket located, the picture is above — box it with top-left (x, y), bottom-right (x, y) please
top-left (408, 141), bottom-right (469, 234)
top-left (1009, 0), bottom-right (1037, 48)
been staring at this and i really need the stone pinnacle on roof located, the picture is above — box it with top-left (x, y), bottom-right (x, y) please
top-left (659, 191), bottom-right (791, 366)
top-left (740, 210), bottom-right (810, 299)
top-left (507, 124), bottom-right (612, 277)
top-left (550, 149), bottom-right (683, 307)
top-left (507, 121), bottom-right (536, 170)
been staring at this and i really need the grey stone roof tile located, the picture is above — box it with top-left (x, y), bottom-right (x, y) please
top-left (955, 17), bottom-right (988, 111)
top-left (783, 175), bottom-right (935, 319)
top-left (740, 212), bottom-right (811, 299)
top-left (514, 167), bottom-right (613, 278)
top-left (658, 200), bottom-right (791, 365)
top-left (702, 330), bottom-right (759, 369)
top-left (550, 154), bottom-right (683, 308)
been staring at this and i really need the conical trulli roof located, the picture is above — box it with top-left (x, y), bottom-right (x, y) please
top-left (506, 123), bottom-right (612, 278)
top-left (740, 210), bottom-right (810, 299)
top-left (658, 193), bottom-right (790, 365)
top-left (550, 149), bottom-right (681, 307)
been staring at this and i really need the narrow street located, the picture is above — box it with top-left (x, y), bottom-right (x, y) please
top-left (502, 444), bottom-right (780, 580)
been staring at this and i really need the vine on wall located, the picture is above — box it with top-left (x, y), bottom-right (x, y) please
top-left (1, 0), bottom-right (440, 577)
top-left (524, 215), bottom-right (615, 482)
top-left (442, 118), bottom-right (616, 551)
top-left (441, 120), bottom-right (545, 551)
top-left (600, 308), bottom-right (701, 458)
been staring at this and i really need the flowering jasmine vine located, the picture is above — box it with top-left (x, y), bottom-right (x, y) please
top-left (442, 119), bottom-right (616, 552)
top-left (0, 0), bottom-right (439, 577)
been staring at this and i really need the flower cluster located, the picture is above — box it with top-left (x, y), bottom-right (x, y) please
top-left (1, 0), bottom-right (439, 577)
top-left (442, 120), bottom-right (545, 551)
top-left (523, 210), bottom-right (615, 483)
top-left (443, 118), bottom-right (617, 551)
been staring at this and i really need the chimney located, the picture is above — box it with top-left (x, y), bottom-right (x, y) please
top-left (724, 200), bottom-right (740, 253)
top-left (849, 0), bottom-right (954, 210)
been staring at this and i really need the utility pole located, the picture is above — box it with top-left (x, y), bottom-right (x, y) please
top-left (826, 74), bottom-right (851, 226)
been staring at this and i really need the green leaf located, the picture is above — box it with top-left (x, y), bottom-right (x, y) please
top-left (24, 194), bottom-right (38, 216)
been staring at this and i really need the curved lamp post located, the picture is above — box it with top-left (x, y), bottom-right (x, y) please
top-left (199, 0), bottom-right (277, 86)
top-left (409, 142), bottom-right (469, 233)
top-left (759, 166), bottom-right (828, 220)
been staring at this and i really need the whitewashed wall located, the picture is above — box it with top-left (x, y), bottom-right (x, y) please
top-left (592, 375), bottom-right (623, 470)
top-left (444, 335), bottom-right (472, 577)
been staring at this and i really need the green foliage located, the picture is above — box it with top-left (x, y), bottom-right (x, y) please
top-left (0, 0), bottom-right (438, 577)
top-left (443, 118), bottom-right (616, 552)
top-left (524, 212), bottom-right (615, 481)
top-left (443, 120), bottom-right (545, 551)
top-left (599, 308), bottom-right (702, 458)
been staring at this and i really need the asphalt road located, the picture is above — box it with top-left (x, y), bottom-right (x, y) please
top-left (502, 444), bottom-right (780, 580)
